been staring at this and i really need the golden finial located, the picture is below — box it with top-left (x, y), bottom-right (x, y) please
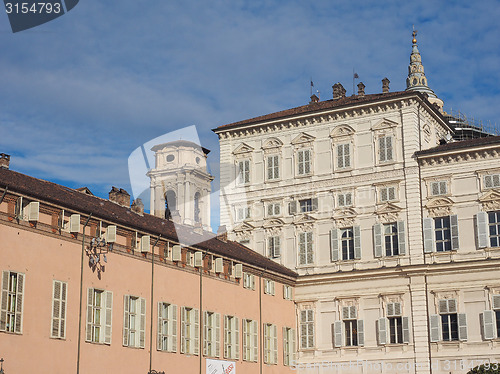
top-left (412, 26), bottom-right (418, 44)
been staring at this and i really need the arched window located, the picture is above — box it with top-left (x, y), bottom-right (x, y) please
top-left (194, 192), bottom-right (201, 223)
top-left (165, 190), bottom-right (176, 219)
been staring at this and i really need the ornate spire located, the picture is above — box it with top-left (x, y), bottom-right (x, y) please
top-left (405, 29), bottom-right (437, 98)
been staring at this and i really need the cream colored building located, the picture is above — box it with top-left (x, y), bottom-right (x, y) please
top-left (213, 33), bottom-right (500, 373)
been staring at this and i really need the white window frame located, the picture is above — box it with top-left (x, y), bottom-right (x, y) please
top-left (380, 186), bottom-right (397, 202)
top-left (283, 285), bottom-right (293, 300)
top-left (297, 149), bottom-right (312, 176)
top-left (378, 135), bottom-right (394, 163)
top-left (203, 311), bottom-right (220, 358)
top-left (430, 299), bottom-right (467, 342)
top-left (237, 160), bottom-right (250, 185)
top-left (298, 231), bottom-right (314, 265)
top-left (423, 215), bottom-right (459, 253)
top-left (51, 280), bottom-right (67, 339)
top-left (264, 279), bottom-right (275, 295)
top-left (242, 319), bottom-right (258, 362)
top-left (263, 323), bottom-right (278, 365)
top-left (243, 273), bottom-right (255, 290)
top-left (336, 143), bottom-right (351, 169)
top-left (267, 154), bottom-right (280, 181)
top-left (123, 295), bottom-right (146, 348)
top-left (267, 202), bottom-right (281, 217)
top-left (0, 271), bottom-right (25, 334)
top-left (334, 306), bottom-right (364, 348)
top-left (283, 327), bottom-right (296, 366)
top-left (224, 315), bottom-right (240, 360)
top-left (268, 236), bottom-right (281, 258)
top-left (180, 307), bottom-right (199, 355)
top-left (235, 206), bottom-right (251, 222)
top-left (299, 309), bottom-right (314, 349)
top-left (157, 302), bottom-right (177, 352)
top-left (85, 288), bottom-right (113, 344)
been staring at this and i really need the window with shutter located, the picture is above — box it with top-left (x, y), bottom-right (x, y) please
top-left (123, 295), bottom-right (146, 348)
top-left (337, 143), bottom-right (351, 169)
top-left (380, 186), bottom-right (397, 202)
top-left (330, 229), bottom-right (339, 262)
top-left (437, 299), bottom-right (462, 342)
top-left (0, 271), bottom-right (24, 334)
top-left (487, 211), bottom-right (500, 247)
top-left (180, 307), bottom-right (199, 355)
top-left (263, 323), bottom-right (277, 364)
top-left (431, 181), bottom-right (448, 196)
top-left (298, 232), bottom-right (314, 265)
top-left (158, 302), bottom-right (177, 352)
top-left (379, 136), bottom-right (393, 162)
top-left (434, 216), bottom-right (453, 252)
top-left (224, 315), bottom-right (239, 359)
top-left (267, 155), bottom-right (280, 180)
top-left (51, 280), bottom-right (67, 339)
top-left (341, 228), bottom-right (355, 260)
top-left (203, 311), bottom-right (220, 357)
top-left (85, 288), bottom-right (111, 344)
top-left (337, 192), bottom-right (353, 207)
top-left (283, 327), bottom-right (295, 366)
top-left (237, 160), bottom-right (250, 185)
top-left (267, 202), bottom-right (281, 217)
top-left (481, 310), bottom-right (497, 340)
top-left (484, 174), bottom-right (500, 189)
top-left (297, 149), bottom-right (312, 176)
top-left (268, 236), bottom-right (281, 258)
top-left (300, 310), bottom-right (314, 349)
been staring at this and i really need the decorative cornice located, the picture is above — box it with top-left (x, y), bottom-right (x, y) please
top-left (425, 196), bottom-right (454, 217)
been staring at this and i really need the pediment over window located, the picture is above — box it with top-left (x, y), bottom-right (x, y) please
top-left (233, 143), bottom-right (254, 155)
top-left (263, 218), bottom-right (284, 228)
top-left (479, 189), bottom-right (500, 211)
top-left (291, 132), bottom-right (315, 145)
top-left (294, 214), bottom-right (316, 224)
top-left (371, 118), bottom-right (399, 131)
top-left (330, 125), bottom-right (355, 138)
top-left (425, 197), bottom-right (454, 217)
top-left (334, 208), bottom-right (357, 227)
top-left (262, 137), bottom-right (283, 150)
top-left (375, 202), bottom-right (402, 223)
top-left (233, 222), bottom-right (255, 232)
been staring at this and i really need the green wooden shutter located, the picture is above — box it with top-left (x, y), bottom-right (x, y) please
top-left (85, 288), bottom-right (93, 342)
top-left (0, 271), bottom-right (9, 331)
top-left (14, 273), bottom-right (24, 334)
top-left (104, 291), bottom-right (113, 344)
top-left (139, 297), bottom-right (146, 348)
top-left (252, 320), bottom-right (258, 362)
top-left (180, 307), bottom-right (186, 353)
top-left (123, 295), bottom-right (130, 346)
top-left (234, 317), bottom-right (240, 359)
top-left (194, 308), bottom-right (199, 355)
top-left (373, 224), bottom-right (383, 258)
top-left (157, 303), bottom-right (163, 351)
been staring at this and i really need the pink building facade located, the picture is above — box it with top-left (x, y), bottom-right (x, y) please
top-left (0, 163), bottom-right (297, 374)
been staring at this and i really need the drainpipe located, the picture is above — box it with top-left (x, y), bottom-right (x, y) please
top-left (149, 235), bottom-right (161, 373)
top-left (76, 214), bottom-right (92, 374)
top-left (0, 187), bottom-right (7, 204)
top-left (200, 250), bottom-right (208, 374)
top-left (259, 268), bottom-right (267, 374)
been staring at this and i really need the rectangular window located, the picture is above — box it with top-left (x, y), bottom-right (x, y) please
top-left (300, 310), bottom-right (314, 349)
top-left (431, 181), bottom-right (448, 196)
top-left (123, 295), bottom-right (146, 348)
top-left (389, 317), bottom-right (403, 344)
top-left (337, 143), bottom-right (351, 169)
top-left (488, 211), bottom-right (500, 247)
top-left (86, 288), bottom-right (112, 344)
top-left (283, 285), bottom-right (293, 300)
top-left (380, 186), bottom-right (396, 202)
top-left (384, 223), bottom-right (399, 256)
top-left (342, 306), bottom-right (358, 347)
top-left (203, 311), bottom-right (220, 357)
top-left (298, 232), bottom-right (314, 265)
top-left (283, 327), bottom-right (296, 366)
top-left (431, 299), bottom-right (467, 343)
top-left (243, 273), bottom-right (255, 290)
top-left (435, 216), bottom-right (451, 252)
top-left (0, 271), bottom-right (24, 334)
top-left (51, 280), bottom-right (67, 339)
top-left (341, 228), bottom-right (355, 260)
top-left (224, 315), bottom-right (239, 360)
top-left (263, 323), bottom-right (278, 365)
top-left (267, 202), bottom-right (281, 217)
top-left (158, 302), bottom-right (177, 352)
top-left (268, 236), bottom-right (281, 258)
top-left (297, 149), bottom-right (311, 176)
top-left (337, 192), bottom-right (352, 208)
top-left (441, 314), bottom-right (458, 341)
top-left (264, 279), bottom-right (275, 295)
top-left (484, 174), bottom-right (500, 189)
top-left (299, 198), bottom-right (313, 213)
top-left (267, 155), bottom-right (280, 180)
top-left (242, 319), bottom-right (258, 362)
top-left (180, 307), bottom-right (199, 355)
top-left (237, 160), bottom-right (250, 185)
top-left (236, 206), bottom-right (250, 222)
top-left (379, 136), bottom-right (393, 162)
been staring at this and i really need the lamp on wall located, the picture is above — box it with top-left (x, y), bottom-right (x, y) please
top-left (86, 236), bottom-right (109, 277)
top-left (148, 371), bottom-right (164, 374)
top-left (0, 358), bottom-right (5, 374)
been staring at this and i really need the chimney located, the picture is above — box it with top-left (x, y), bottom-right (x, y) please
top-left (382, 77), bottom-right (390, 93)
top-left (109, 187), bottom-right (131, 207)
top-left (216, 225), bottom-right (227, 243)
top-left (332, 83), bottom-right (346, 100)
top-left (357, 82), bottom-right (365, 97)
top-left (309, 94), bottom-right (319, 104)
top-left (0, 153), bottom-right (10, 169)
top-left (131, 198), bottom-right (144, 215)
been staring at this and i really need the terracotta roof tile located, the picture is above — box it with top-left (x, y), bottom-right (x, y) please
top-left (415, 135), bottom-right (500, 157)
top-left (0, 168), bottom-right (297, 279)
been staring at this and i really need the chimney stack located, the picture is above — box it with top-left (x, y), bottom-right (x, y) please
top-left (357, 82), bottom-right (365, 97)
top-left (382, 77), bottom-right (390, 93)
top-left (131, 198), bottom-right (144, 215)
top-left (332, 83), bottom-right (346, 100)
top-left (216, 225), bottom-right (228, 242)
top-left (0, 153), bottom-right (10, 169)
top-left (109, 187), bottom-right (131, 207)
top-left (309, 94), bottom-right (319, 104)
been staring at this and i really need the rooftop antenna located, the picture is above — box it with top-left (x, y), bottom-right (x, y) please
top-left (310, 78), bottom-right (314, 97)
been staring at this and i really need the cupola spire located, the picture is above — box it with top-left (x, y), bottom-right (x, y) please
top-left (405, 29), bottom-right (437, 98)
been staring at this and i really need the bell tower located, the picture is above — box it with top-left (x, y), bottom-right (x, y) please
top-left (148, 140), bottom-right (213, 232)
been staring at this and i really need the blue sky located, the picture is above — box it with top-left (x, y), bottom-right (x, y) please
top-left (1, 1), bottom-right (499, 230)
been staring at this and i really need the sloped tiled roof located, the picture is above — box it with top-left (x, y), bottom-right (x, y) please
top-left (214, 90), bottom-right (443, 131)
top-left (415, 135), bottom-right (500, 157)
top-left (0, 168), bottom-right (297, 278)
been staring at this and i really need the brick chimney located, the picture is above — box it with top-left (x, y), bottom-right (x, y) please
top-left (357, 82), bottom-right (365, 97)
top-left (216, 225), bottom-right (227, 242)
top-left (332, 83), bottom-right (346, 100)
top-left (0, 153), bottom-right (10, 169)
top-left (382, 77), bottom-right (390, 93)
top-left (309, 94), bottom-right (319, 104)
top-left (109, 187), bottom-right (131, 207)
top-left (131, 198), bottom-right (144, 215)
